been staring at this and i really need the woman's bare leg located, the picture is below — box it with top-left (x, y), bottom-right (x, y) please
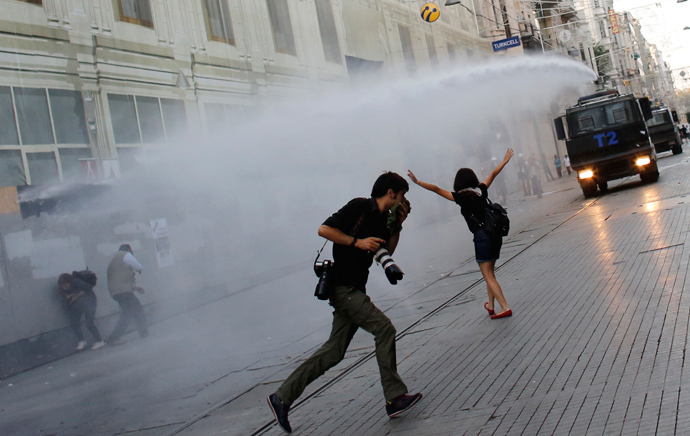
top-left (486, 282), bottom-right (495, 312)
top-left (479, 260), bottom-right (510, 313)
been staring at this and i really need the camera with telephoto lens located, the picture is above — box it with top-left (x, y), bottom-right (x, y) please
top-left (314, 259), bottom-right (335, 300)
top-left (374, 247), bottom-right (404, 285)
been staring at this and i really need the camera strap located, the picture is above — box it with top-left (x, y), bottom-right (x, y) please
top-left (315, 208), bottom-right (367, 262)
top-left (315, 240), bottom-right (328, 263)
top-left (350, 213), bottom-right (366, 238)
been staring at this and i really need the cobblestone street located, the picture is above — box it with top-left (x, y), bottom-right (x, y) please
top-left (186, 152), bottom-right (690, 436)
top-left (4, 154), bottom-right (690, 436)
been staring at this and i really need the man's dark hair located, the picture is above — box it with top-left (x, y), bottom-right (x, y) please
top-left (453, 168), bottom-right (480, 192)
top-left (371, 172), bottom-right (409, 198)
top-left (58, 273), bottom-right (72, 286)
top-left (119, 244), bottom-right (133, 254)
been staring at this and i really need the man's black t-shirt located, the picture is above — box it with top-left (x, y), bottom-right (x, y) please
top-left (451, 183), bottom-right (488, 233)
top-left (322, 197), bottom-right (390, 293)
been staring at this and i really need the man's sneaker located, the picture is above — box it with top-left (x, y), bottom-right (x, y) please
top-left (76, 341), bottom-right (87, 351)
top-left (267, 393), bottom-right (292, 434)
top-left (386, 393), bottom-right (423, 418)
top-left (91, 341), bottom-right (106, 350)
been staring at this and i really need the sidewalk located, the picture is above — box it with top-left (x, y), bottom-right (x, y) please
top-left (175, 154), bottom-right (690, 435)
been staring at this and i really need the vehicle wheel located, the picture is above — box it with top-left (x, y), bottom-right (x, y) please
top-left (581, 180), bottom-right (597, 198)
top-left (598, 181), bottom-right (608, 192)
top-left (673, 143), bottom-right (683, 155)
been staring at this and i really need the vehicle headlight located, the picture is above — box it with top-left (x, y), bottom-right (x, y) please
top-left (635, 156), bottom-right (651, 166)
top-left (579, 170), bottom-right (594, 179)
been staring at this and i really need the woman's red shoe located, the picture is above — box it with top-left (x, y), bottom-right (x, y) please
top-left (491, 309), bottom-right (512, 320)
top-left (484, 302), bottom-right (495, 316)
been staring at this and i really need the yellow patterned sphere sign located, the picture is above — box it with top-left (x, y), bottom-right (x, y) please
top-left (421, 3), bottom-right (440, 22)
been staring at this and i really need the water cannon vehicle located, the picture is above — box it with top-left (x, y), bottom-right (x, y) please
top-left (554, 90), bottom-right (658, 198)
top-left (646, 107), bottom-right (682, 155)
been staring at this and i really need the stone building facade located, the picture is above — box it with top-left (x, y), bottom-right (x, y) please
top-left (0, 0), bottom-right (492, 187)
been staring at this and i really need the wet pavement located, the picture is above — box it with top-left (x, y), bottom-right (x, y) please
top-left (186, 152), bottom-right (690, 436)
top-left (3, 151), bottom-right (690, 436)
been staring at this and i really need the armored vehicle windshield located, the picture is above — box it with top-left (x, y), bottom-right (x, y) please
top-left (646, 110), bottom-right (671, 127)
top-left (567, 99), bottom-right (641, 137)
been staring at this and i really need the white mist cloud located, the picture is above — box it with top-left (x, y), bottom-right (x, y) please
top-left (83, 55), bottom-right (595, 291)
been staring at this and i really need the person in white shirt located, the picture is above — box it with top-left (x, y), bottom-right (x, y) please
top-left (105, 244), bottom-right (148, 345)
top-left (563, 155), bottom-right (572, 176)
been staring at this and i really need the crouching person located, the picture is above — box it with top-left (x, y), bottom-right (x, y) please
top-left (58, 273), bottom-right (105, 351)
top-left (267, 172), bottom-right (422, 434)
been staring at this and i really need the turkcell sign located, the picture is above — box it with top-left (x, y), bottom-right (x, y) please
top-left (492, 36), bottom-right (521, 52)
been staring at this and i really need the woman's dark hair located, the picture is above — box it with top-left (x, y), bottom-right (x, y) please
top-left (119, 244), bottom-right (133, 253)
top-left (371, 172), bottom-right (409, 198)
top-left (58, 273), bottom-right (72, 285)
top-left (453, 168), bottom-right (480, 192)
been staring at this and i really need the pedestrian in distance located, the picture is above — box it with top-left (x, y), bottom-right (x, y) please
top-left (527, 154), bottom-right (543, 198)
top-left (407, 149), bottom-right (514, 320)
top-left (516, 153), bottom-right (531, 196)
top-left (58, 273), bottom-right (105, 350)
top-left (539, 153), bottom-right (555, 182)
top-left (564, 154), bottom-right (572, 176)
top-left (267, 172), bottom-right (423, 434)
top-left (554, 155), bottom-right (562, 178)
top-left (106, 244), bottom-right (148, 345)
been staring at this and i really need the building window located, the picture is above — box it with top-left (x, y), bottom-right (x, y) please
top-left (202, 0), bottom-right (235, 44)
top-left (398, 25), bottom-right (416, 74)
top-left (8, 87), bottom-right (90, 146)
top-left (109, 94), bottom-right (187, 144)
top-left (136, 96), bottom-right (164, 143)
top-left (59, 148), bottom-right (93, 181)
top-left (117, 0), bottom-right (154, 29)
top-left (426, 34), bottom-right (438, 67)
top-left (14, 88), bottom-right (54, 145)
top-left (27, 152), bottom-right (59, 185)
top-left (0, 87), bottom-right (19, 145)
top-left (109, 94), bottom-right (140, 144)
top-left (49, 90), bottom-right (90, 144)
top-left (204, 102), bottom-right (247, 133)
top-left (0, 87), bottom-right (92, 185)
top-left (448, 43), bottom-right (456, 62)
top-left (0, 150), bottom-right (25, 187)
top-left (315, 0), bottom-right (341, 64)
top-left (161, 99), bottom-right (188, 137)
top-left (267, 0), bottom-right (296, 55)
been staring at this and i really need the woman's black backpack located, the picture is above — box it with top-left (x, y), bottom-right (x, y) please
top-left (482, 199), bottom-right (510, 237)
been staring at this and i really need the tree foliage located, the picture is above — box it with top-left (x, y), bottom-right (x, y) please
top-left (593, 45), bottom-right (611, 78)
